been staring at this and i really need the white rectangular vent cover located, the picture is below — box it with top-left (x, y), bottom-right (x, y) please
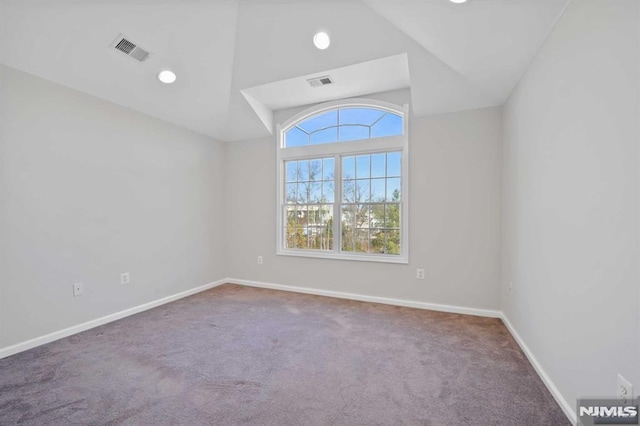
top-left (307, 76), bottom-right (333, 88)
top-left (111, 34), bottom-right (150, 62)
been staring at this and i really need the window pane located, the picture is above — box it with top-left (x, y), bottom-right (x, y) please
top-left (322, 182), bottom-right (334, 203)
top-left (309, 159), bottom-right (322, 181)
top-left (294, 206), bottom-right (304, 225)
top-left (316, 207), bottom-right (328, 225)
top-left (286, 161), bottom-right (297, 182)
top-left (371, 204), bottom-right (385, 227)
top-left (341, 205), bottom-right (356, 229)
top-left (286, 206), bottom-right (297, 225)
top-left (295, 206), bottom-right (305, 225)
top-left (355, 179), bottom-right (371, 202)
top-left (286, 227), bottom-right (306, 249)
top-left (370, 229), bottom-right (385, 254)
top-left (355, 204), bottom-right (370, 229)
top-left (342, 156), bottom-right (355, 179)
top-left (342, 179), bottom-right (355, 203)
top-left (354, 229), bottom-right (369, 253)
top-left (298, 110), bottom-right (338, 133)
top-left (310, 127), bottom-right (338, 145)
top-left (293, 206), bottom-right (303, 225)
top-left (323, 158), bottom-right (335, 181)
top-left (297, 182), bottom-right (309, 203)
top-left (306, 205), bottom-right (320, 225)
top-left (356, 155), bottom-right (370, 178)
top-left (309, 226), bottom-right (331, 250)
top-left (309, 182), bottom-right (322, 203)
top-left (301, 206), bottom-right (314, 226)
top-left (371, 179), bottom-right (385, 202)
top-left (387, 152), bottom-right (401, 177)
top-left (339, 125), bottom-right (369, 142)
top-left (319, 204), bottom-right (334, 224)
top-left (341, 230), bottom-right (354, 252)
top-left (286, 183), bottom-right (297, 204)
top-left (386, 229), bottom-right (401, 255)
top-left (296, 228), bottom-right (309, 249)
top-left (339, 108), bottom-right (386, 126)
top-left (285, 127), bottom-right (308, 147)
top-left (308, 227), bottom-right (320, 250)
top-left (385, 203), bottom-right (401, 229)
top-left (371, 112), bottom-right (403, 138)
top-left (310, 203), bottom-right (334, 251)
top-left (386, 178), bottom-right (401, 202)
top-left (341, 205), bottom-right (356, 252)
top-left (371, 154), bottom-right (386, 178)
top-left (297, 160), bottom-right (309, 181)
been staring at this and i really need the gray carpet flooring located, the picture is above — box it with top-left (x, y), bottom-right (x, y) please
top-left (0, 284), bottom-right (569, 425)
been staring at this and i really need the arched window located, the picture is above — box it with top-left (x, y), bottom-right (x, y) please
top-left (277, 99), bottom-right (409, 263)
top-left (284, 107), bottom-right (404, 147)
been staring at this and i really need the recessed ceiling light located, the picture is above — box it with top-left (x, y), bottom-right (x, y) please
top-left (157, 70), bottom-right (176, 84)
top-left (313, 32), bottom-right (330, 50)
top-left (450, 0), bottom-right (468, 3)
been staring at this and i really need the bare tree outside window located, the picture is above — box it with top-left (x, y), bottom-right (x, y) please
top-left (340, 153), bottom-right (401, 255)
top-left (285, 158), bottom-right (334, 251)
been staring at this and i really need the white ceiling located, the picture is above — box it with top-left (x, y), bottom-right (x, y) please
top-left (363, 0), bottom-right (571, 107)
top-left (0, 0), bottom-right (569, 142)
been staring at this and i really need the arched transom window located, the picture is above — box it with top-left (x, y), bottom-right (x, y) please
top-left (277, 99), bottom-right (409, 263)
top-left (284, 107), bottom-right (404, 147)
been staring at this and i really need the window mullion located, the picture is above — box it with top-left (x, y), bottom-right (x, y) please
top-left (333, 154), bottom-right (342, 254)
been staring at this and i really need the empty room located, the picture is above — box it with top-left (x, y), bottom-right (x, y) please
top-left (1, 0), bottom-right (639, 424)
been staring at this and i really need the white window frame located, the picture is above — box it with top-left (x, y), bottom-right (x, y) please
top-left (276, 98), bottom-right (409, 264)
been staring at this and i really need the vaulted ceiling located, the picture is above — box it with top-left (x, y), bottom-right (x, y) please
top-left (0, 0), bottom-right (569, 142)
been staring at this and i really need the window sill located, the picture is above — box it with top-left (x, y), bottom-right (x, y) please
top-left (276, 249), bottom-right (408, 264)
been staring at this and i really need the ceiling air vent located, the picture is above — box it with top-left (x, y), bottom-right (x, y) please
top-left (111, 34), bottom-right (150, 62)
top-left (307, 76), bottom-right (333, 88)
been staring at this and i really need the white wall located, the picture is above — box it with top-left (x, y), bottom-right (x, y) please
top-left (226, 105), bottom-right (503, 311)
top-left (0, 64), bottom-right (227, 349)
top-left (502, 0), bottom-right (640, 418)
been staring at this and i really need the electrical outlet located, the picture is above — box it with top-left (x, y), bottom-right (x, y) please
top-left (121, 272), bottom-right (130, 285)
top-left (416, 268), bottom-right (425, 280)
top-left (618, 374), bottom-right (633, 404)
top-left (257, 256), bottom-right (263, 265)
top-left (73, 283), bottom-right (83, 297)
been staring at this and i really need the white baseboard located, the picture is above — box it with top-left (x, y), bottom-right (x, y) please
top-left (0, 278), bottom-right (227, 359)
top-left (500, 313), bottom-right (575, 424)
top-left (226, 278), bottom-right (502, 318)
